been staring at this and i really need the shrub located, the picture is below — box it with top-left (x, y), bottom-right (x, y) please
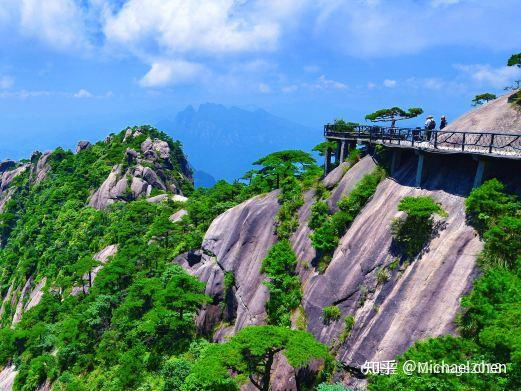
top-left (317, 382), bottom-right (352, 391)
top-left (224, 271), bottom-right (235, 290)
top-left (339, 315), bottom-right (355, 343)
top-left (162, 357), bottom-right (191, 391)
top-left (310, 219), bottom-right (339, 254)
top-left (275, 177), bottom-right (304, 240)
top-left (481, 216), bottom-right (521, 270)
top-left (391, 196), bottom-right (446, 260)
top-left (376, 267), bottom-right (390, 285)
top-left (465, 179), bottom-right (519, 235)
top-left (347, 148), bottom-right (361, 164)
top-left (262, 241), bottom-right (302, 326)
top-left (323, 306), bottom-right (341, 325)
top-left (309, 201), bottom-right (330, 230)
top-left (310, 167), bottom-right (386, 269)
top-left (314, 183), bottom-right (330, 201)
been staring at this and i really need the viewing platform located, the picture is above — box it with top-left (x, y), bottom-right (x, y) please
top-left (324, 124), bottom-right (521, 160)
top-left (323, 123), bottom-right (521, 188)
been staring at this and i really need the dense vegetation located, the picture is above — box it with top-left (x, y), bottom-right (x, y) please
top-left (369, 179), bottom-right (521, 390)
top-left (182, 325), bottom-right (331, 390)
top-left (0, 127), bottom-right (269, 390)
top-left (310, 166), bottom-right (386, 271)
top-left (261, 240), bottom-right (302, 327)
top-left (391, 196), bottom-right (446, 260)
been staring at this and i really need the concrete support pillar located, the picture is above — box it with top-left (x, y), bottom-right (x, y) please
top-left (473, 159), bottom-right (486, 188)
top-left (335, 142), bottom-right (342, 164)
top-left (390, 150), bottom-right (402, 175)
top-left (325, 148), bottom-right (332, 175)
top-left (339, 140), bottom-right (347, 163)
top-left (415, 152), bottom-right (425, 188)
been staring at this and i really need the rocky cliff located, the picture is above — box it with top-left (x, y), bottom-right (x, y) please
top-left (177, 153), bottom-right (483, 388)
top-left (89, 128), bottom-right (192, 209)
top-left (444, 92), bottom-right (521, 133)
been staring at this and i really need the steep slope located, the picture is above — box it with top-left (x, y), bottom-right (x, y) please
top-left (175, 191), bottom-right (280, 338)
top-left (177, 153), bottom-right (485, 389)
top-left (444, 92), bottom-right (521, 132)
top-left (1, 124), bottom-right (276, 390)
top-left (302, 156), bottom-right (480, 370)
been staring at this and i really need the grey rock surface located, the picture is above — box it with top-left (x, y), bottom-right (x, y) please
top-left (0, 160), bottom-right (16, 173)
top-left (89, 134), bottom-right (188, 209)
top-left (0, 364), bottom-right (17, 391)
top-left (301, 157), bottom-right (480, 370)
top-left (176, 191), bottom-right (280, 338)
top-left (444, 92), bottom-right (521, 133)
top-left (30, 151), bottom-right (52, 185)
top-left (184, 152), bottom-right (483, 389)
top-left (76, 140), bottom-right (92, 153)
top-left (71, 245), bottom-right (118, 296)
top-left (169, 209), bottom-right (188, 222)
top-left (0, 164), bottom-right (28, 213)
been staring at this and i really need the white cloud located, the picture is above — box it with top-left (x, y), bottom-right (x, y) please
top-left (0, 89), bottom-right (53, 99)
top-left (258, 83), bottom-right (271, 93)
top-left (104, 0), bottom-right (280, 55)
top-left (313, 0), bottom-right (521, 57)
top-left (317, 75), bottom-right (347, 90)
top-left (431, 0), bottom-right (462, 6)
top-left (0, 75), bottom-right (14, 89)
top-left (17, 0), bottom-right (89, 50)
top-left (139, 60), bottom-right (206, 88)
top-left (100, 0), bottom-right (305, 87)
top-left (455, 64), bottom-right (521, 89)
top-left (73, 89), bottom-right (93, 98)
top-left (405, 76), bottom-right (467, 93)
top-left (367, 82), bottom-right (376, 90)
top-left (383, 79), bottom-right (396, 88)
top-left (304, 65), bottom-right (320, 73)
top-left (281, 85), bottom-right (298, 93)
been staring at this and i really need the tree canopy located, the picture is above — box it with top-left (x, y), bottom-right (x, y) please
top-left (365, 107), bottom-right (423, 127)
top-left (472, 93), bottom-right (497, 106)
top-left (507, 53), bottom-right (521, 68)
top-left (331, 119), bottom-right (359, 132)
top-left (184, 325), bottom-right (331, 391)
top-left (250, 150), bottom-right (319, 190)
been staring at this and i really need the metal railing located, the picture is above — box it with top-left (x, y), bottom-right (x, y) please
top-left (324, 124), bottom-right (521, 157)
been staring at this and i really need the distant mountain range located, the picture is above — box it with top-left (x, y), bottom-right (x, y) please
top-left (156, 104), bottom-right (320, 182)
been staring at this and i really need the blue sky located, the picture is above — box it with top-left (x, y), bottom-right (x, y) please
top-left (1, 0), bottom-right (520, 160)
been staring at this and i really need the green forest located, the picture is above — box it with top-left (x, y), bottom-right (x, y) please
top-left (0, 125), bottom-right (519, 390)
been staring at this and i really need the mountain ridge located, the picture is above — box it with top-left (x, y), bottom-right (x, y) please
top-left (157, 103), bottom-right (319, 182)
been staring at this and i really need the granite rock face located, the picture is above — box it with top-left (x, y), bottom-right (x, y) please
top-left (179, 153), bottom-right (483, 389)
top-left (175, 191), bottom-right (281, 338)
top-left (0, 164), bottom-right (29, 213)
top-left (0, 364), bottom-right (17, 391)
top-left (302, 157), bottom-right (480, 372)
top-left (89, 132), bottom-right (191, 209)
top-left (30, 151), bottom-right (52, 185)
top-left (76, 140), bottom-right (92, 153)
top-left (0, 160), bottom-right (16, 173)
top-left (71, 244), bottom-right (118, 296)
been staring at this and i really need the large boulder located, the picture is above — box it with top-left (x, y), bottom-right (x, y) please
top-left (0, 160), bottom-right (16, 173)
top-left (0, 164), bottom-right (29, 213)
top-left (76, 140), bottom-right (92, 153)
top-left (88, 165), bottom-right (128, 209)
top-left (30, 151), bottom-right (52, 185)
